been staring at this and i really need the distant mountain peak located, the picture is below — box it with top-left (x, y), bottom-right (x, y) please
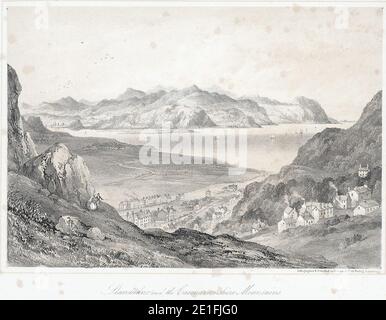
top-left (292, 90), bottom-right (382, 171)
top-left (181, 85), bottom-right (202, 95)
top-left (56, 96), bottom-right (79, 105)
top-left (294, 96), bottom-right (318, 105)
top-left (252, 95), bottom-right (287, 105)
top-left (189, 84), bottom-right (200, 91)
top-left (117, 87), bottom-right (146, 101)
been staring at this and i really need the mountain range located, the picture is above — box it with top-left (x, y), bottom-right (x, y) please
top-left (22, 85), bottom-right (333, 129)
top-left (8, 64), bottom-right (337, 268)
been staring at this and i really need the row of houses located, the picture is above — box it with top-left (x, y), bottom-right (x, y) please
top-left (118, 193), bottom-right (184, 211)
top-left (278, 202), bottom-right (334, 233)
top-left (120, 206), bottom-right (177, 229)
top-left (278, 184), bottom-right (380, 233)
top-left (334, 185), bottom-right (372, 209)
top-left (208, 205), bottom-right (229, 220)
top-left (333, 184), bottom-right (379, 215)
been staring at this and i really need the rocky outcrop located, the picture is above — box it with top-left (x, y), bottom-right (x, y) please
top-left (252, 95), bottom-right (331, 124)
top-left (21, 143), bottom-right (94, 206)
top-left (87, 227), bottom-right (105, 240)
top-left (8, 65), bottom-right (37, 171)
top-left (56, 216), bottom-right (87, 236)
top-left (294, 96), bottom-right (331, 123)
top-left (292, 91), bottom-right (382, 172)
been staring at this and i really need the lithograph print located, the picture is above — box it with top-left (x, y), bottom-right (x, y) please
top-left (4, 4), bottom-right (383, 269)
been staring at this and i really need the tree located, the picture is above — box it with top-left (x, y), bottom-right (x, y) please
top-left (372, 180), bottom-right (382, 203)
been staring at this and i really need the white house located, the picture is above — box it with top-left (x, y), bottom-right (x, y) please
top-left (353, 200), bottom-right (380, 216)
top-left (296, 212), bottom-right (316, 227)
top-left (278, 217), bottom-right (297, 233)
top-left (334, 195), bottom-right (348, 209)
top-left (278, 206), bottom-right (299, 233)
top-left (348, 185), bottom-right (372, 208)
top-left (278, 202), bottom-right (333, 233)
top-left (355, 185), bottom-right (372, 201)
top-left (251, 219), bottom-right (266, 234)
top-left (133, 210), bottom-right (152, 228)
top-left (358, 164), bottom-right (370, 178)
top-left (283, 206), bottom-right (298, 219)
top-left (305, 202), bottom-right (333, 220)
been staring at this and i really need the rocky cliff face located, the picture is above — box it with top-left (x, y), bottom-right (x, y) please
top-left (292, 91), bottom-right (382, 172)
top-left (8, 65), bottom-right (37, 171)
top-left (228, 91), bottom-right (382, 229)
top-left (252, 95), bottom-right (332, 124)
top-left (295, 96), bottom-right (331, 123)
top-left (8, 65), bottom-right (95, 206)
top-left (21, 143), bottom-right (94, 206)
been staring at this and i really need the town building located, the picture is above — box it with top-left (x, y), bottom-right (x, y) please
top-left (124, 211), bottom-right (135, 222)
top-left (213, 206), bottom-right (228, 219)
top-left (133, 210), bottom-right (152, 229)
top-left (334, 195), bottom-right (348, 209)
top-left (278, 217), bottom-right (297, 233)
top-left (296, 212), bottom-right (317, 227)
top-left (283, 206), bottom-right (298, 219)
top-left (353, 200), bottom-right (380, 216)
top-left (278, 206), bottom-right (299, 233)
top-left (358, 164), bottom-right (370, 178)
top-left (305, 202), bottom-right (333, 219)
top-left (251, 219), bottom-right (266, 234)
top-left (278, 202), bottom-right (334, 233)
top-left (347, 185), bottom-right (372, 208)
top-left (153, 208), bottom-right (169, 224)
top-left (166, 206), bottom-right (177, 221)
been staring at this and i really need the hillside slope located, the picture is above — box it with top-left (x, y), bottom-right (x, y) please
top-left (247, 212), bottom-right (381, 269)
top-left (233, 91), bottom-right (382, 223)
top-left (7, 64), bottom-right (335, 268)
top-left (8, 172), bottom-right (335, 268)
top-left (214, 91), bottom-right (382, 268)
top-left (292, 91), bottom-right (382, 172)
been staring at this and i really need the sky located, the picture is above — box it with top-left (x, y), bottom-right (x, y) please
top-left (7, 5), bottom-right (383, 121)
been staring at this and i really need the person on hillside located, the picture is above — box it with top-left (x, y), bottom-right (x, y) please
top-left (95, 193), bottom-right (103, 204)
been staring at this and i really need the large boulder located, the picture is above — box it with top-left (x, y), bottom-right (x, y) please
top-left (22, 143), bottom-right (94, 206)
top-left (56, 216), bottom-right (87, 236)
top-left (8, 65), bottom-right (37, 171)
top-left (87, 227), bottom-right (105, 240)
